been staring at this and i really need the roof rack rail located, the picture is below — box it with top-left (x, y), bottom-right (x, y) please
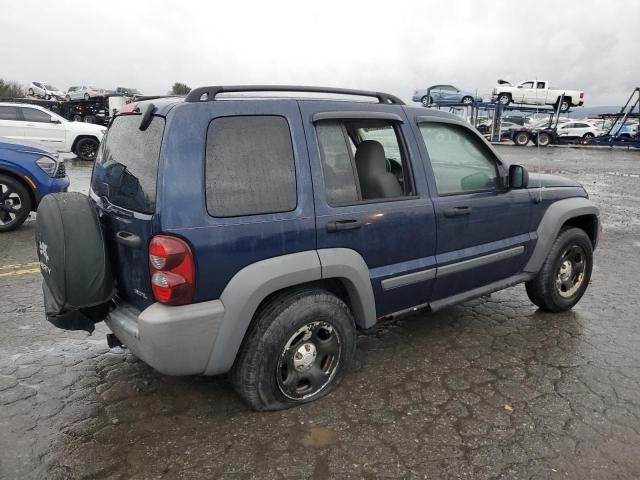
top-left (184, 85), bottom-right (405, 105)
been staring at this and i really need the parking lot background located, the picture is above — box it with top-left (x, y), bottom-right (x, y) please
top-left (1, 146), bottom-right (640, 479)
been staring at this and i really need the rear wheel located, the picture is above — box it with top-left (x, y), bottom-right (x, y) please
top-left (582, 132), bottom-right (595, 139)
top-left (74, 137), bottom-right (99, 161)
top-left (231, 288), bottom-right (356, 411)
top-left (84, 93), bottom-right (90, 100)
top-left (514, 131), bottom-right (530, 146)
top-left (28, 88), bottom-right (34, 96)
top-left (557, 98), bottom-right (570, 112)
top-left (525, 227), bottom-right (593, 312)
top-left (462, 96), bottom-right (473, 104)
top-left (0, 174), bottom-right (32, 232)
top-left (537, 132), bottom-right (552, 147)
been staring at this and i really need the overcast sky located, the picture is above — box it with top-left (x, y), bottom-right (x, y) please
top-left (1, 0), bottom-right (638, 106)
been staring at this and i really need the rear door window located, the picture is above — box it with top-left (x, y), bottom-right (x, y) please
top-left (205, 116), bottom-right (297, 217)
top-left (91, 115), bottom-right (165, 214)
top-left (21, 108), bottom-right (52, 123)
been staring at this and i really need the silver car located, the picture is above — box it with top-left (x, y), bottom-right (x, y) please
top-left (65, 86), bottom-right (106, 101)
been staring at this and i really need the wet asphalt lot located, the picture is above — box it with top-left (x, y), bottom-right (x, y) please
top-left (1, 146), bottom-right (640, 479)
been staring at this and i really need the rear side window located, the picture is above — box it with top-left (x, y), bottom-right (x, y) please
top-left (0, 106), bottom-right (18, 121)
top-left (91, 115), bottom-right (165, 214)
top-left (205, 116), bottom-right (296, 217)
top-left (21, 108), bottom-right (52, 123)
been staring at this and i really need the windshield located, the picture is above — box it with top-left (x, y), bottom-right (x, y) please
top-left (45, 84), bottom-right (58, 90)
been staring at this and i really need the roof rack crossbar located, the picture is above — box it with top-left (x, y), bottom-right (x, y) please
top-left (184, 85), bottom-right (405, 105)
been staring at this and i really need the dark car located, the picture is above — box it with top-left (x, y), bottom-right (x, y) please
top-left (0, 139), bottom-right (69, 231)
top-left (36, 85), bottom-right (599, 411)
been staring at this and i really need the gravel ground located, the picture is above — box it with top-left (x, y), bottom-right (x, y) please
top-left (1, 145), bottom-right (640, 479)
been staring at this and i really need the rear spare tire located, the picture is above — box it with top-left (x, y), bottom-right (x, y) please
top-left (36, 192), bottom-right (114, 332)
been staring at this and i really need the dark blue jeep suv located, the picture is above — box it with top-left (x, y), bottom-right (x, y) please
top-left (36, 86), bottom-right (599, 410)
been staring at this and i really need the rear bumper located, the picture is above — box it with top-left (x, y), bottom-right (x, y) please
top-left (105, 298), bottom-right (225, 375)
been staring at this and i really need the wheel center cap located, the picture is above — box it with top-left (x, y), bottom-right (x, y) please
top-left (560, 260), bottom-right (572, 279)
top-left (293, 343), bottom-right (317, 371)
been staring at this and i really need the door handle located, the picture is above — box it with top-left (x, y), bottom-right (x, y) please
top-left (326, 219), bottom-right (363, 233)
top-left (116, 230), bottom-right (142, 247)
top-left (443, 206), bottom-right (472, 217)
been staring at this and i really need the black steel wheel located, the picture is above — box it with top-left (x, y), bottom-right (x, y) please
top-left (75, 137), bottom-right (99, 161)
top-left (526, 227), bottom-right (593, 312)
top-left (0, 174), bottom-right (32, 232)
top-left (231, 288), bottom-right (356, 411)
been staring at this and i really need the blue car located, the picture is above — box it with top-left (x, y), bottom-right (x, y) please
top-left (0, 138), bottom-right (69, 232)
top-left (412, 84), bottom-right (483, 107)
top-left (36, 85), bottom-right (598, 411)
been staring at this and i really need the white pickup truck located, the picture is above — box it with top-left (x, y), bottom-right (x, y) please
top-left (492, 79), bottom-right (584, 112)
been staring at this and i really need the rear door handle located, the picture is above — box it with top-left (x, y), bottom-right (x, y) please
top-left (326, 219), bottom-right (363, 233)
top-left (443, 206), bottom-right (472, 217)
top-left (116, 231), bottom-right (142, 247)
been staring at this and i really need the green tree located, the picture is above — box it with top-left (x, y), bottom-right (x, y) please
top-left (0, 79), bottom-right (24, 98)
top-left (170, 82), bottom-right (191, 95)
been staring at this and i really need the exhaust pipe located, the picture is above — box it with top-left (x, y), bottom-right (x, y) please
top-left (106, 333), bottom-right (125, 349)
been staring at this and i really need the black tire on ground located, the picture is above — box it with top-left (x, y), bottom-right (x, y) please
top-left (0, 174), bottom-right (32, 232)
top-left (537, 132), bottom-right (552, 147)
top-left (514, 131), bottom-right (530, 146)
top-left (74, 137), bottom-right (99, 161)
top-left (462, 96), bottom-right (473, 104)
top-left (498, 93), bottom-right (511, 105)
top-left (421, 95), bottom-right (432, 107)
top-left (525, 227), bottom-right (593, 312)
top-left (230, 288), bottom-right (356, 411)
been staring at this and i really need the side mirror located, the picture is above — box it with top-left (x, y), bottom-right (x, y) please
top-left (509, 164), bottom-right (529, 189)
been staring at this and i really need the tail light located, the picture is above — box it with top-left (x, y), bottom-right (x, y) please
top-left (580, 92), bottom-right (584, 99)
top-left (149, 235), bottom-right (195, 305)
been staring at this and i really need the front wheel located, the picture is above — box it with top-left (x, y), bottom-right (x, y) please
top-left (498, 93), bottom-right (511, 106)
top-left (525, 227), bottom-right (593, 312)
top-left (0, 174), bottom-right (32, 232)
top-left (74, 137), bottom-right (99, 161)
top-left (231, 288), bottom-right (356, 411)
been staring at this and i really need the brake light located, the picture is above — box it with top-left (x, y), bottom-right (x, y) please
top-left (149, 235), bottom-right (195, 305)
top-left (580, 92), bottom-right (584, 99)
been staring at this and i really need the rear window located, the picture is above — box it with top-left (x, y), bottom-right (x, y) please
top-left (91, 115), bottom-right (165, 214)
top-left (205, 116), bottom-right (296, 217)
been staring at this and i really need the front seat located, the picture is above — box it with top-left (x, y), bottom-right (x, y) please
top-left (354, 140), bottom-right (403, 200)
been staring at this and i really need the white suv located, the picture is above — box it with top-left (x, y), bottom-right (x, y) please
top-left (0, 103), bottom-right (106, 161)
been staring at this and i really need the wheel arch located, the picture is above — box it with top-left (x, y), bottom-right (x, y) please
top-left (524, 197), bottom-right (599, 274)
top-left (204, 249), bottom-right (376, 375)
top-left (71, 134), bottom-right (100, 153)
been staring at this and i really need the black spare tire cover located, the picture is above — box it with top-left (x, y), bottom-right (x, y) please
top-left (36, 192), bottom-right (114, 333)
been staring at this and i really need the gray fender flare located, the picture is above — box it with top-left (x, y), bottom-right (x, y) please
top-left (203, 248), bottom-right (375, 375)
top-left (524, 197), bottom-right (599, 274)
